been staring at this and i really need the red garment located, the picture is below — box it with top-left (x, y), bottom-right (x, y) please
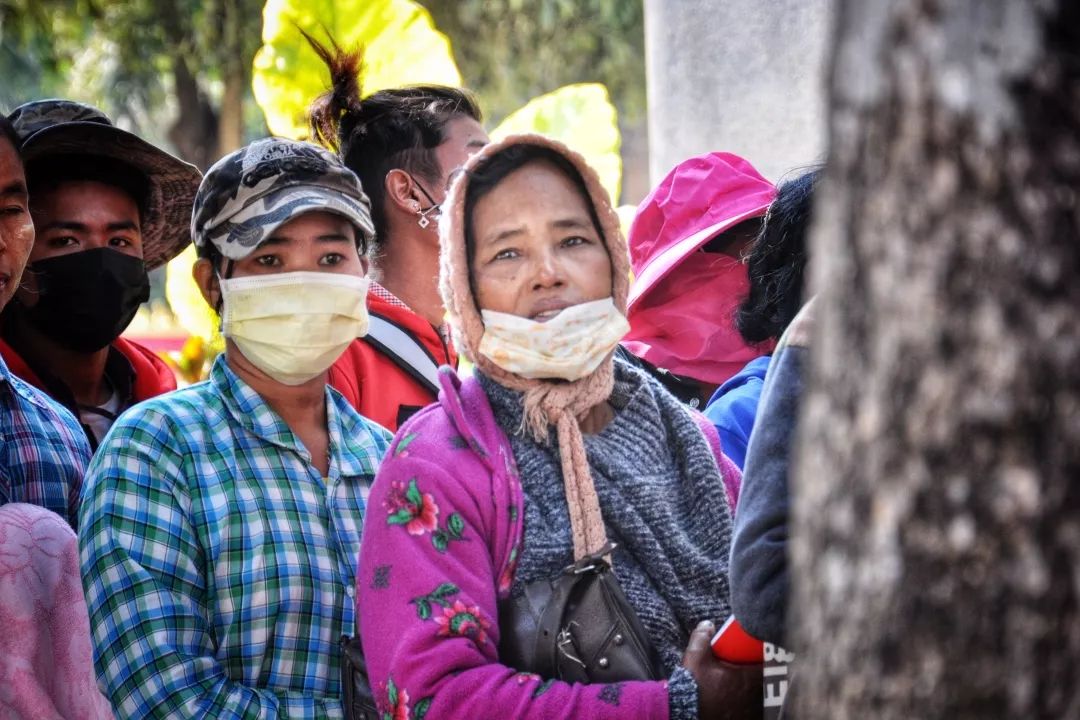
top-left (0, 335), bottom-right (177, 403)
top-left (328, 292), bottom-right (457, 432)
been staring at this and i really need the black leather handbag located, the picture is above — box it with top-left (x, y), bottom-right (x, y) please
top-left (497, 542), bottom-right (665, 684)
top-left (340, 634), bottom-right (380, 720)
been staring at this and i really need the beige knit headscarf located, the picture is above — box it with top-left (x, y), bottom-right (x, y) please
top-left (439, 134), bottom-right (631, 560)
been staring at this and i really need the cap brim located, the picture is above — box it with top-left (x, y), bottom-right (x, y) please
top-left (21, 122), bottom-right (202, 270)
top-left (626, 204), bottom-right (770, 311)
top-left (204, 184), bottom-right (377, 261)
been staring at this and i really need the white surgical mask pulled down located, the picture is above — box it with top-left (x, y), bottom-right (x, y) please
top-left (220, 271), bottom-right (370, 386)
top-left (478, 297), bottom-right (630, 381)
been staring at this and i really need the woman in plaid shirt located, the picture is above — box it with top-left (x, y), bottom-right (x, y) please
top-left (79, 138), bottom-right (392, 719)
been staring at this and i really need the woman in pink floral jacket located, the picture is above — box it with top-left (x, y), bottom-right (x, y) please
top-left (356, 135), bottom-right (755, 720)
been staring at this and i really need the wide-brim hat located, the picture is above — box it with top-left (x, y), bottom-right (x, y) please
top-left (9, 99), bottom-right (202, 270)
top-left (626, 152), bottom-right (776, 312)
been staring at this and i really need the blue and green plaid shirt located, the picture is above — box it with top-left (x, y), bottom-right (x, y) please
top-left (0, 351), bottom-right (89, 526)
top-left (79, 355), bottom-right (392, 719)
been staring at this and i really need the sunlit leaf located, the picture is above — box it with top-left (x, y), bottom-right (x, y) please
top-left (253, 0), bottom-right (461, 139)
top-left (492, 83), bottom-right (622, 203)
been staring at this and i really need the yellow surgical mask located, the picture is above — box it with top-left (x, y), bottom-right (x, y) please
top-left (220, 271), bottom-right (369, 386)
top-left (478, 297), bottom-right (629, 381)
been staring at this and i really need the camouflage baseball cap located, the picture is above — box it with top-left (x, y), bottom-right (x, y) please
top-left (192, 137), bottom-right (375, 261)
top-left (8, 99), bottom-right (202, 270)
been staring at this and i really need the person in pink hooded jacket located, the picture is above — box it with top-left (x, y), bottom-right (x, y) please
top-left (0, 503), bottom-right (114, 720)
top-left (621, 153), bottom-right (777, 409)
top-left (355, 135), bottom-right (760, 720)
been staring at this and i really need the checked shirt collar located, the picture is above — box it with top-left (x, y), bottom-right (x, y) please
top-left (207, 354), bottom-right (378, 479)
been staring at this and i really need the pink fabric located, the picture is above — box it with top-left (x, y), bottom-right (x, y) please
top-left (356, 369), bottom-right (673, 719)
top-left (627, 152), bottom-right (776, 310)
top-left (625, 253), bottom-right (774, 386)
top-left (0, 504), bottom-right (114, 720)
top-left (689, 410), bottom-right (741, 511)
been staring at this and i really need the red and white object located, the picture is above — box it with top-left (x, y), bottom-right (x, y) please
top-left (710, 615), bottom-right (764, 664)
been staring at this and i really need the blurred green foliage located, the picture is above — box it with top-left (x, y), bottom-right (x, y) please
top-left (424, 0), bottom-right (645, 127)
top-left (0, 0), bottom-right (266, 165)
top-left (1, 0), bottom-right (643, 164)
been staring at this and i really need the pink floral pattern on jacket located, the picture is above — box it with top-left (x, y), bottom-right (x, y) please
top-left (357, 369), bottom-right (686, 719)
top-left (0, 503), bottom-right (114, 720)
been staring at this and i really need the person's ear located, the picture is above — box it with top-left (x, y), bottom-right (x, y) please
top-left (385, 168), bottom-right (422, 215)
top-left (193, 258), bottom-right (221, 313)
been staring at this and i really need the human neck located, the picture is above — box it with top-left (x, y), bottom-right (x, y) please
top-left (225, 344), bottom-right (330, 474)
top-left (226, 346), bottom-right (327, 426)
top-left (376, 226), bottom-right (444, 326)
top-left (8, 313), bottom-right (111, 406)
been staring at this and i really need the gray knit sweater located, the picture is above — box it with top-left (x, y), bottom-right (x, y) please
top-left (478, 359), bottom-right (735, 720)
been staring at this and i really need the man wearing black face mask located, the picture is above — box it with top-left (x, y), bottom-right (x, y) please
top-left (0, 100), bottom-right (201, 449)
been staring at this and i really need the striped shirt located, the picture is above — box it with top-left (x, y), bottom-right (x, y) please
top-left (0, 351), bottom-right (89, 527)
top-left (79, 355), bottom-right (392, 719)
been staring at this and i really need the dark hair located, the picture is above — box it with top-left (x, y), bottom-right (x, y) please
top-left (0, 115), bottom-right (19, 156)
top-left (304, 32), bottom-right (482, 249)
top-left (462, 144), bottom-right (605, 267)
top-left (736, 168), bottom-right (820, 344)
top-left (25, 154), bottom-right (150, 219)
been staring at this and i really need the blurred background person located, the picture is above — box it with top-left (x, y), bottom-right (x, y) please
top-left (621, 152), bottom-right (777, 409)
top-left (306, 36), bottom-right (489, 431)
top-left (0, 100), bottom-right (200, 450)
top-left (0, 503), bottom-right (114, 720)
top-left (704, 168), bottom-right (819, 469)
top-left (0, 112), bottom-right (89, 528)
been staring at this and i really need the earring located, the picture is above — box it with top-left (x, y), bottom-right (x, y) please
top-left (411, 201), bottom-right (431, 228)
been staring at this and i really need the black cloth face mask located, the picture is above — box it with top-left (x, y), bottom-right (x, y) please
top-left (20, 247), bottom-right (151, 353)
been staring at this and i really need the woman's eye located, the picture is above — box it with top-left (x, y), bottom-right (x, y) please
top-left (1, 205), bottom-right (25, 217)
top-left (254, 255), bottom-right (279, 267)
top-left (562, 235), bottom-right (588, 248)
top-left (109, 237), bottom-right (132, 248)
top-left (320, 253), bottom-right (344, 266)
top-left (492, 248), bottom-right (519, 261)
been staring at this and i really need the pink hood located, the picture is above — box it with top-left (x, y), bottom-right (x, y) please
top-left (627, 152), bottom-right (776, 310)
top-left (624, 152), bottom-right (776, 386)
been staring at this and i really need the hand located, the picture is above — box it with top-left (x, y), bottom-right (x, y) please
top-left (682, 620), bottom-right (764, 720)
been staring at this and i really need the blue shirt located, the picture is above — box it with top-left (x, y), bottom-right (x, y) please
top-left (80, 355), bottom-right (392, 719)
top-left (0, 351), bottom-right (90, 527)
top-left (703, 355), bottom-right (772, 470)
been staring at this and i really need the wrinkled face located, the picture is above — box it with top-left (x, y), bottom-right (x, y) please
top-left (27, 180), bottom-right (143, 263)
top-left (0, 138), bottom-right (33, 312)
top-left (231, 211), bottom-right (368, 279)
top-left (470, 160), bottom-right (612, 320)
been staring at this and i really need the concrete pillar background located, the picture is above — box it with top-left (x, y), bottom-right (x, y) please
top-left (644, 0), bottom-right (835, 184)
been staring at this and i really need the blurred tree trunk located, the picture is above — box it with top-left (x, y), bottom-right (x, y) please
top-left (216, 0), bottom-right (247, 158)
top-left (167, 54), bottom-right (218, 170)
top-left (794, 1), bottom-right (1080, 718)
top-left (160, 0), bottom-right (218, 169)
